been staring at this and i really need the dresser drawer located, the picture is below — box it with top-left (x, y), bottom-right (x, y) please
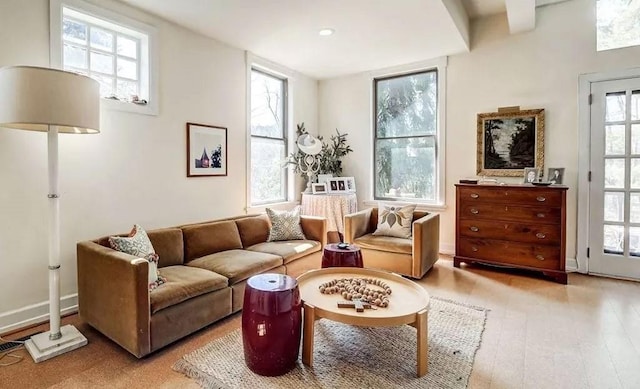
top-left (458, 186), bottom-right (562, 207)
top-left (458, 238), bottom-right (561, 270)
top-left (459, 203), bottom-right (561, 224)
top-left (459, 219), bottom-right (561, 245)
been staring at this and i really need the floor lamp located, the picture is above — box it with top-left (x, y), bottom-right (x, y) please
top-left (0, 66), bottom-right (100, 362)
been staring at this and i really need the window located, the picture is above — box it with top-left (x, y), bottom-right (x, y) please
top-left (250, 69), bottom-right (288, 205)
top-left (597, 0), bottom-right (640, 51)
top-left (374, 70), bottom-right (439, 203)
top-left (50, 0), bottom-right (157, 115)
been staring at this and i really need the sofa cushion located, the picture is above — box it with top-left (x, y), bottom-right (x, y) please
top-left (108, 224), bottom-right (166, 290)
top-left (354, 233), bottom-right (412, 255)
top-left (187, 249), bottom-right (283, 285)
top-left (235, 215), bottom-right (270, 248)
top-left (247, 240), bottom-right (321, 264)
top-left (372, 203), bottom-right (417, 238)
top-left (266, 207), bottom-right (306, 241)
top-left (147, 228), bottom-right (184, 267)
top-left (150, 266), bottom-right (228, 314)
top-left (182, 221), bottom-right (243, 262)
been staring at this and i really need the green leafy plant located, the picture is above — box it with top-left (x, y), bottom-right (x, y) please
top-left (288, 123), bottom-right (353, 177)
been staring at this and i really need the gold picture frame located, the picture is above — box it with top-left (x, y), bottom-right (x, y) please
top-left (476, 108), bottom-right (545, 177)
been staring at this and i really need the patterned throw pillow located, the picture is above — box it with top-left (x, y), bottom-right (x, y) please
top-left (372, 204), bottom-right (417, 239)
top-left (109, 224), bottom-right (166, 290)
top-left (266, 207), bottom-right (306, 242)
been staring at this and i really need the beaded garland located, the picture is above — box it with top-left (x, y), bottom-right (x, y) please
top-left (318, 277), bottom-right (392, 308)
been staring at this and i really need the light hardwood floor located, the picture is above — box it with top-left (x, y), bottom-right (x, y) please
top-left (2, 256), bottom-right (640, 389)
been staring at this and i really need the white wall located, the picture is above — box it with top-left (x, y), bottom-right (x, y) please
top-left (319, 0), bottom-right (640, 262)
top-left (0, 0), bottom-right (317, 331)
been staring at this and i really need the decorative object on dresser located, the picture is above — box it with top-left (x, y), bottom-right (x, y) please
top-left (454, 183), bottom-right (568, 284)
top-left (523, 167), bottom-right (541, 183)
top-left (476, 107), bottom-right (545, 177)
top-left (547, 168), bottom-right (565, 185)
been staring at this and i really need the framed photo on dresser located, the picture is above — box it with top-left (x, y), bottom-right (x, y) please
top-left (547, 168), bottom-right (564, 185)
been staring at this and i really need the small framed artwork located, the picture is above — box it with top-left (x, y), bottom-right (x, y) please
top-left (327, 178), bottom-right (349, 193)
top-left (523, 167), bottom-right (540, 184)
top-left (187, 122), bottom-right (227, 177)
top-left (311, 182), bottom-right (327, 194)
top-left (547, 168), bottom-right (565, 185)
top-left (317, 174), bottom-right (333, 184)
top-left (344, 176), bottom-right (356, 192)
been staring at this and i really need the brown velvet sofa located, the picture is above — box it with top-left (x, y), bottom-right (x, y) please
top-left (76, 214), bottom-right (326, 358)
top-left (344, 207), bottom-right (439, 279)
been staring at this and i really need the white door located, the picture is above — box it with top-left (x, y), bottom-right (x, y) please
top-left (589, 78), bottom-right (640, 279)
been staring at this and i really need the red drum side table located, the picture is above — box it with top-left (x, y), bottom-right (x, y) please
top-left (241, 273), bottom-right (302, 376)
top-left (321, 243), bottom-right (363, 268)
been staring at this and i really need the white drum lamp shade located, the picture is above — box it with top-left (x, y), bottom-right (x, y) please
top-left (0, 66), bottom-right (100, 133)
top-left (0, 66), bottom-right (100, 362)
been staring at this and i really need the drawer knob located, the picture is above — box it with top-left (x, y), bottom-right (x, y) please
top-left (536, 255), bottom-right (545, 261)
top-left (536, 196), bottom-right (546, 202)
top-left (469, 226), bottom-right (479, 232)
top-left (470, 193), bottom-right (479, 199)
top-left (470, 208), bottom-right (479, 214)
top-left (536, 213), bottom-right (546, 218)
top-left (471, 246), bottom-right (478, 252)
top-left (536, 232), bottom-right (546, 239)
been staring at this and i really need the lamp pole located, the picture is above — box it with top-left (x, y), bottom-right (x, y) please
top-left (47, 126), bottom-right (62, 340)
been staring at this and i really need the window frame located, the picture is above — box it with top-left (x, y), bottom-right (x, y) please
top-left (50, 0), bottom-right (158, 116)
top-left (371, 60), bottom-right (446, 208)
top-left (246, 54), bottom-right (296, 211)
top-left (596, 0), bottom-right (640, 52)
top-left (249, 68), bottom-right (289, 206)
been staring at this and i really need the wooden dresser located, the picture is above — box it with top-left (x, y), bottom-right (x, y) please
top-left (454, 183), bottom-right (568, 284)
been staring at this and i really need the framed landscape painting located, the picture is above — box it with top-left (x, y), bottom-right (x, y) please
top-left (187, 122), bottom-right (227, 177)
top-left (476, 108), bottom-right (545, 177)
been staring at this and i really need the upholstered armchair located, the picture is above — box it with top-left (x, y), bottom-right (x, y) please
top-left (343, 207), bottom-right (439, 279)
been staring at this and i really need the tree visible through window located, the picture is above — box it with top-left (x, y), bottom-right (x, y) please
top-left (375, 70), bottom-right (438, 202)
top-left (251, 69), bottom-right (287, 205)
top-left (597, 0), bottom-right (640, 51)
top-left (60, 6), bottom-right (149, 102)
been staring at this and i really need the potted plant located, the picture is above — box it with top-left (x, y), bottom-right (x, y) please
top-left (288, 123), bottom-right (353, 181)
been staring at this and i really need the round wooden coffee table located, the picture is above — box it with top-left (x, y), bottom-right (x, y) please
top-left (297, 267), bottom-right (430, 377)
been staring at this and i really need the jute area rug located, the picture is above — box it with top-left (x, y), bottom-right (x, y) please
top-left (173, 297), bottom-right (487, 389)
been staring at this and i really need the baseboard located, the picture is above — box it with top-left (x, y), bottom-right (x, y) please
top-left (565, 257), bottom-right (579, 273)
top-left (440, 243), bottom-right (455, 256)
top-left (0, 294), bottom-right (78, 335)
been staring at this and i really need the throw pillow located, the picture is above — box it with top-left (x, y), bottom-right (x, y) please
top-left (372, 204), bottom-right (417, 239)
top-left (266, 206), bottom-right (306, 242)
top-left (109, 224), bottom-right (166, 290)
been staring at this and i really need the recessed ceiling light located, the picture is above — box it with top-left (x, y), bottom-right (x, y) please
top-left (319, 28), bottom-right (334, 36)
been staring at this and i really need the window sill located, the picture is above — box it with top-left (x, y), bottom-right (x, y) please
top-left (363, 199), bottom-right (447, 212)
top-left (101, 97), bottom-right (158, 116)
top-left (246, 200), bottom-right (300, 214)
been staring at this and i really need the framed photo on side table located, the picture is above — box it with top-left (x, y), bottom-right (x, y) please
top-left (327, 178), bottom-right (348, 193)
top-left (343, 176), bottom-right (356, 192)
top-left (187, 122), bottom-right (227, 177)
top-left (311, 183), bottom-right (328, 194)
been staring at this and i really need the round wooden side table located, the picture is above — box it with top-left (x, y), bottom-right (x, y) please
top-left (321, 243), bottom-right (363, 268)
top-left (241, 273), bottom-right (302, 376)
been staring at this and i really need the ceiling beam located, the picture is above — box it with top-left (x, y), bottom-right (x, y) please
top-left (441, 0), bottom-right (470, 51)
top-left (505, 0), bottom-right (536, 34)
